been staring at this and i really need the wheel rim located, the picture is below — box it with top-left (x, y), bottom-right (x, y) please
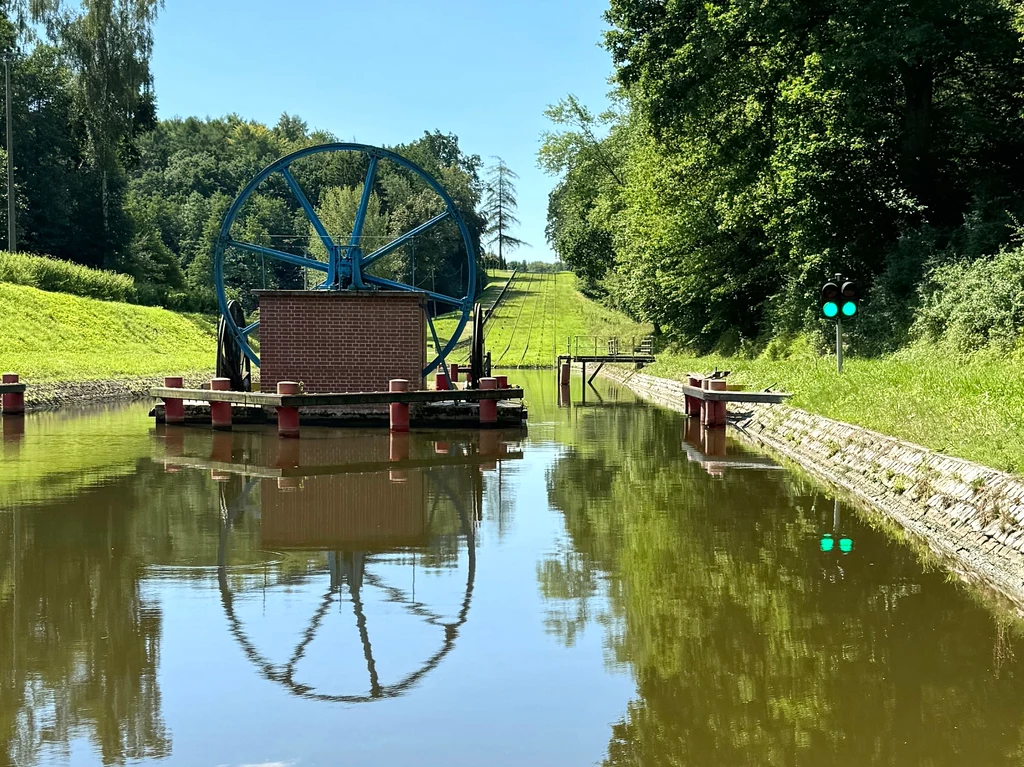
top-left (213, 142), bottom-right (477, 377)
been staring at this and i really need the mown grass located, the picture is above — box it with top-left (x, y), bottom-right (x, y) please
top-left (434, 271), bottom-right (652, 367)
top-left (647, 345), bottom-right (1024, 475)
top-left (0, 251), bottom-right (136, 302)
top-left (0, 283), bottom-right (217, 381)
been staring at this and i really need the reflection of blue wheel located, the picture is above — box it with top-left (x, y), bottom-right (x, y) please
top-left (213, 143), bottom-right (476, 377)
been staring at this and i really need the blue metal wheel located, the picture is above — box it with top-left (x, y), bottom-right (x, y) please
top-left (213, 143), bottom-right (477, 378)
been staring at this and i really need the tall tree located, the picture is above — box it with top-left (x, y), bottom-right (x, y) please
top-left (483, 158), bottom-right (527, 270)
top-left (55, 0), bottom-right (161, 267)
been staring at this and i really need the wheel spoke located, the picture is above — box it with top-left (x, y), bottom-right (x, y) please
top-left (425, 312), bottom-right (453, 386)
top-left (281, 167), bottom-right (334, 253)
top-left (363, 274), bottom-right (464, 307)
top-left (348, 157), bottom-right (379, 249)
top-left (348, 157), bottom-right (379, 290)
top-left (228, 239), bottom-right (329, 272)
top-left (362, 210), bottom-right (450, 269)
top-left (241, 320), bottom-right (260, 336)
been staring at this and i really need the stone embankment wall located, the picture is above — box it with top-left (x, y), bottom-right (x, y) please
top-left (601, 365), bottom-right (1024, 610)
top-left (23, 373), bottom-right (213, 412)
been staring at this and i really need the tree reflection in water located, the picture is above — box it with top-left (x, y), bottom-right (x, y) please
top-left (541, 398), bottom-right (1024, 766)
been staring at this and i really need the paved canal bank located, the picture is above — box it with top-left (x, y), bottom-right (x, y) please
top-left (602, 365), bottom-right (1024, 615)
top-left (5, 372), bottom-right (1024, 765)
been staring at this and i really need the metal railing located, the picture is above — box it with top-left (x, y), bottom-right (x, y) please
top-left (565, 336), bottom-right (655, 358)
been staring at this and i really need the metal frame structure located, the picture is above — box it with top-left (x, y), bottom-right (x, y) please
top-left (213, 143), bottom-right (477, 378)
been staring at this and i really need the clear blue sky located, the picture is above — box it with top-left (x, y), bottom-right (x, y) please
top-left (150, 0), bottom-right (615, 263)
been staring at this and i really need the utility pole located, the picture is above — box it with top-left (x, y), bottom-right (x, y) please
top-left (4, 54), bottom-right (15, 253)
top-left (836, 317), bottom-right (843, 374)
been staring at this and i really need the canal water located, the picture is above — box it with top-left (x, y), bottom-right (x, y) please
top-left (3, 372), bottom-right (1024, 766)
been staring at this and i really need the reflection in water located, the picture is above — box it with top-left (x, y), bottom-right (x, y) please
top-left (541, 386), bottom-right (1024, 766)
top-left (207, 430), bottom-right (506, 703)
top-left (0, 479), bottom-right (171, 766)
top-left (6, 376), bottom-right (1024, 765)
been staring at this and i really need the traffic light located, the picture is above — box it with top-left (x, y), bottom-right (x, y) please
top-left (820, 281), bottom-right (840, 319)
top-left (840, 280), bottom-right (858, 318)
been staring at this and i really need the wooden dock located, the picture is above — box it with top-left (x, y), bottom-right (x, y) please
top-left (149, 384), bottom-right (527, 432)
top-left (149, 386), bottom-right (524, 408)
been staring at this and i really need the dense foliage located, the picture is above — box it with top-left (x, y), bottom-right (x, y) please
top-left (1, 8), bottom-right (487, 312)
top-left (0, 251), bottom-right (135, 301)
top-left (543, 0), bottom-right (1024, 354)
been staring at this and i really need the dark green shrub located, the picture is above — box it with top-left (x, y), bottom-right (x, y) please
top-left (0, 251), bottom-right (136, 302)
top-left (914, 240), bottom-right (1024, 353)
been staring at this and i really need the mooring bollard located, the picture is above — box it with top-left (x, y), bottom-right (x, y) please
top-left (210, 377), bottom-right (232, 431)
top-left (685, 375), bottom-right (701, 418)
top-left (435, 372), bottom-right (450, 391)
top-left (701, 379), bottom-right (727, 428)
top-left (2, 373), bottom-right (25, 416)
top-left (163, 376), bottom-right (185, 424)
top-left (276, 381), bottom-right (301, 438)
top-left (479, 377), bottom-right (498, 425)
top-left (559, 362), bottom-right (570, 386)
top-left (496, 375), bottom-right (508, 389)
top-left (389, 379), bottom-right (410, 433)
top-left (450, 363), bottom-right (460, 384)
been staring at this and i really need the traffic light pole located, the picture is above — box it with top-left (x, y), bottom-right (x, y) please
top-left (836, 317), bottom-right (843, 374)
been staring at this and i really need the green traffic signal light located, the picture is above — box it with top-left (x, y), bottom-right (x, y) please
top-left (839, 537), bottom-right (853, 552)
top-left (820, 534), bottom-right (835, 552)
top-left (820, 281), bottom-right (840, 318)
top-left (841, 301), bottom-right (857, 317)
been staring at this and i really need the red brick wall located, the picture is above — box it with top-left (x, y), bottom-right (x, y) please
top-left (256, 290), bottom-right (425, 393)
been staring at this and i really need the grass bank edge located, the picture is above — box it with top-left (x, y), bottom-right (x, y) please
top-left (644, 341), bottom-right (1024, 475)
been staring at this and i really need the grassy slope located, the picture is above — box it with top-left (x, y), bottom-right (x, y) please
top-left (648, 347), bottom-right (1024, 474)
top-left (434, 271), bottom-right (652, 368)
top-left (0, 283), bottom-right (217, 381)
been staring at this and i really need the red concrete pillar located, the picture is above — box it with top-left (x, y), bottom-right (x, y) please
top-left (702, 379), bottom-right (727, 428)
top-left (276, 381), bottom-right (301, 438)
top-left (479, 377), bottom-right (498, 425)
top-left (559, 362), bottom-right (570, 386)
top-left (389, 379), bottom-right (410, 433)
top-left (2, 373), bottom-right (25, 415)
top-left (450, 363), bottom-right (460, 383)
top-left (163, 376), bottom-right (185, 424)
top-left (496, 375), bottom-right (508, 389)
top-left (685, 375), bottom-right (701, 418)
top-left (435, 372), bottom-right (450, 391)
top-left (210, 377), bottom-right (232, 430)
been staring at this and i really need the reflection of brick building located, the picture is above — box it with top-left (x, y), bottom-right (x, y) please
top-left (260, 471), bottom-right (429, 551)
